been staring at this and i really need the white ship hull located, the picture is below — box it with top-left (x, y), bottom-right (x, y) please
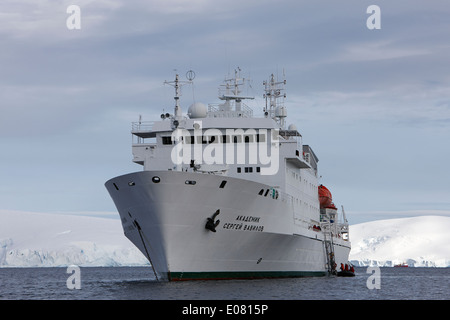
top-left (106, 170), bottom-right (351, 280)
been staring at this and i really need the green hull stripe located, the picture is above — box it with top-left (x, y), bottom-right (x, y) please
top-left (169, 271), bottom-right (327, 281)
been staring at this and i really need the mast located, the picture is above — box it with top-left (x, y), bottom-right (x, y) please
top-left (218, 67), bottom-right (254, 112)
top-left (263, 73), bottom-right (287, 129)
top-left (164, 73), bottom-right (193, 120)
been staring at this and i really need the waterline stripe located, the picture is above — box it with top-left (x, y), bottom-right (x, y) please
top-left (169, 270), bottom-right (327, 281)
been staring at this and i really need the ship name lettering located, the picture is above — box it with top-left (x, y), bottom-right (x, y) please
top-left (235, 215), bottom-right (261, 223)
top-left (222, 222), bottom-right (264, 232)
top-left (222, 222), bottom-right (243, 230)
top-left (243, 224), bottom-right (264, 232)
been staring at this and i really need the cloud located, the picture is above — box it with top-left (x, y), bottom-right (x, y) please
top-left (349, 210), bottom-right (450, 224)
top-left (1, 0), bottom-right (450, 222)
top-left (340, 40), bottom-right (431, 62)
top-left (0, 0), bottom-right (122, 41)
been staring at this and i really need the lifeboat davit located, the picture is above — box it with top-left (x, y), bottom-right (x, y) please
top-left (318, 185), bottom-right (337, 209)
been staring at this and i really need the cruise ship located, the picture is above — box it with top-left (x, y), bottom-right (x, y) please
top-left (105, 69), bottom-right (351, 281)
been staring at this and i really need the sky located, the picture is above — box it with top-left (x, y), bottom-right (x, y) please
top-left (1, 0), bottom-right (450, 224)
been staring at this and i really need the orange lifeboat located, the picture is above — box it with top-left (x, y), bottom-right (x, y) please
top-left (318, 185), bottom-right (337, 209)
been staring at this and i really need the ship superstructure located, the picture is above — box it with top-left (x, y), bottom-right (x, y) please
top-left (105, 69), bottom-right (351, 280)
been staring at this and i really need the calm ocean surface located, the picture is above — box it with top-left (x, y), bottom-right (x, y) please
top-left (0, 267), bottom-right (448, 300)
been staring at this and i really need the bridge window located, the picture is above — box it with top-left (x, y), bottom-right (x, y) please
top-left (221, 135), bottom-right (230, 143)
top-left (233, 135), bottom-right (242, 143)
top-left (162, 136), bottom-right (173, 145)
top-left (256, 134), bottom-right (266, 142)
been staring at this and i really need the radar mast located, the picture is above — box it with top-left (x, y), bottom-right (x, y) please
top-left (164, 72), bottom-right (194, 120)
top-left (263, 73), bottom-right (287, 129)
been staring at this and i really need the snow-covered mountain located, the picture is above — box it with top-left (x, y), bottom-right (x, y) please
top-left (349, 215), bottom-right (450, 267)
top-left (1, 210), bottom-right (448, 267)
top-left (0, 210), bottom-right (148, 267)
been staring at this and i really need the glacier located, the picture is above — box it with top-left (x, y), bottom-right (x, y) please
top-left (1, 210), bottom-right (448, 268)
top-left (349, 215), bottom-right (450, 267)
top-left (0, 210), bottom-right (148, 267)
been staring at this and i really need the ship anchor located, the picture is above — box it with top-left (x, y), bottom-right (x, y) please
top-left (205, 209), bottom-right (220, 232)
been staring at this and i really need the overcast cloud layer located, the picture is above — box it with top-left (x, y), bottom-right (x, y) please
top-left (1, 0), bottom-right (450, 223)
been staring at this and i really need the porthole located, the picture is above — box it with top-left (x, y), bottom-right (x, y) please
top-left (185, 180), bottom-right (196, 185)
top-left (152, 176), bottom-right (161, 183)
top-left (128, 181), bottom-right (135, 186)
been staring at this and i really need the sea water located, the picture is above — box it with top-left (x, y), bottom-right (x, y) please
top-left (0, 267), bottom-right (448, 300)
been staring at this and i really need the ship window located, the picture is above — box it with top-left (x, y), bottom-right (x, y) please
top-left (264, 189), bottom-right (270, 197)
top-left (249, 167), bottom-right (253, 173)
top-left (256, 167), bottom-right (261, 173)
top-left (113, 183), bottom-right (119, 190)
top-left (245, 167), bottom-right (249, 173)
top-left (198, 135), bottom-right (217, 144)
top-left (256, 134), bottom-right (266, 143)
top-left (184, 135), bottom-right (195, 144)
top-left (237, 167), bottom-right (241, 173)
top-left (162, 136), bottom-right (173, 145)
top-left (219, 180), bottom-right (227, 188)
top-left (152, 176), bottom-right (161, 183)
top-left (244, 135), bottom-right (253, 143)
top-left (185, 180), bottom-right (196, 185)
top-left (221, 135), bottom-right (229, 143)
top-left (233, 135), bottom-right (242, 143)
top-left (258, 189), bottom-right (264, 195)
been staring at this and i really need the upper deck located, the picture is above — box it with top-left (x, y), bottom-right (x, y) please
top-left (130, 69), bottom-right (315, 175)
top-left (128, 69), bottom-right (323, 225)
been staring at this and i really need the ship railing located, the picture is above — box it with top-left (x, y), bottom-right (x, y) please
top-left (320, 220), bottom-right (339, 237)
top-left (131, 121), bottom-right (156, 144)
top-left (339, 223), bottom-right (349, 232)
top-left (207, 103), bottom-right (253, 118)
top-left (319, 221), bottom-right (350, 240)
top-left (132, 121), bottom-right (155, 132)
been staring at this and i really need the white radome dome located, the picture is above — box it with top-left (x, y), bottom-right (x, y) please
top-left (188, 102), bottom-right (207, 118)
top-left (288, 124), bottom-right (297, 131)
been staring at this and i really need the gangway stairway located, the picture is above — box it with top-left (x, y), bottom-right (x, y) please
top-left (322, 222), bottom-right (337, 275)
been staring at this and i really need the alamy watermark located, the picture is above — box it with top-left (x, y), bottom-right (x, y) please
top-left (66, 265), bottom-right (81, 290)
top-left (66, 5), bottom-right (81, 30)
top-left (366, 5), bottom-right (381, 30)
top-left (169, 123), bottom-right (280, 175)
top-left (366, 266), bottom-right (381, 289)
